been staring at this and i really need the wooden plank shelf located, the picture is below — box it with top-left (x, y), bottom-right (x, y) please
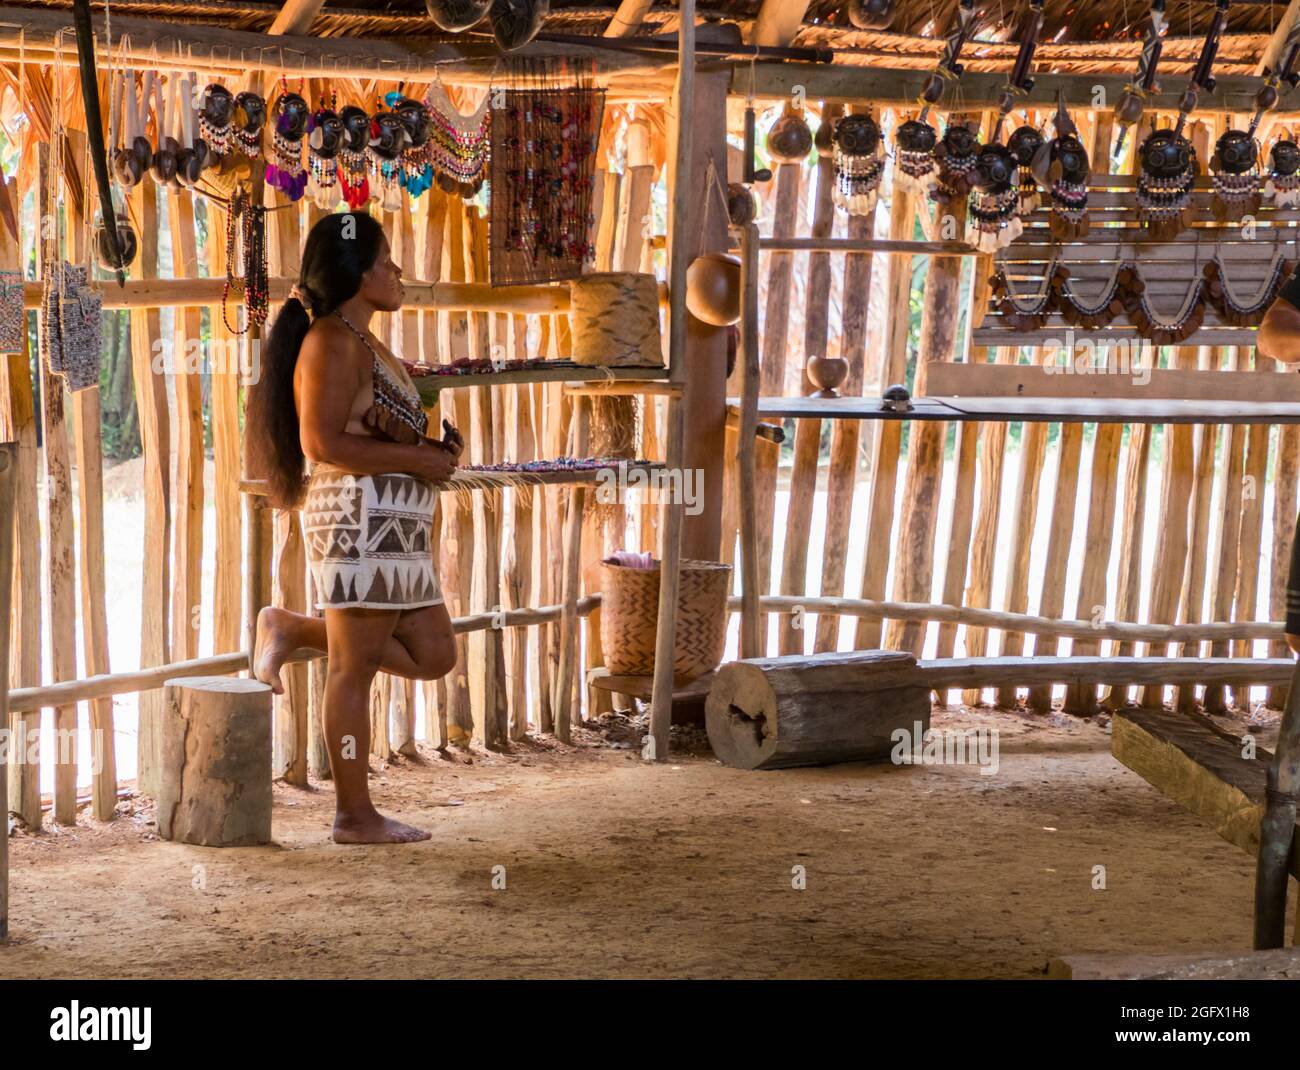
top-left (971, 324), bottom-right (1259, 348)
top-left (446, 460), bottom-right (666, 491)
top-left (414, 364), bottom-right (668, 403)
top-left (726, 395), bottom-right (1300, 425)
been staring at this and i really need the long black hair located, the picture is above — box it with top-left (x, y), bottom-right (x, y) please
top-left (245, 211), bottom-right (386, 508)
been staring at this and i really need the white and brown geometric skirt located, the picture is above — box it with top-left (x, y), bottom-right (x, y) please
top-left (303, 467), bottom-right (443, 611)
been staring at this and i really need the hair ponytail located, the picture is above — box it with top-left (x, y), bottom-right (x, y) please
top-left (243, 211), bottom-right (385, 509)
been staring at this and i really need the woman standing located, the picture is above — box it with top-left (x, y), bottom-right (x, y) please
top-left (245, 211), bottom-right (461, 844)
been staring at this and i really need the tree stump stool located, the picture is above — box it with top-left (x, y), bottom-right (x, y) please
top-left (157, 677), bottom-right (273, 846)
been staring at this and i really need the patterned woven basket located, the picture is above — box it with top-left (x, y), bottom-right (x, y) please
top-left (569, 272), bottom-right (662, 366)
top-left (599, 558), bottom-right (732, 684)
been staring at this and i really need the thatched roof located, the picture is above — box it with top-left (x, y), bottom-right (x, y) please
top-left (2, 0), bottom-right (1288, 76)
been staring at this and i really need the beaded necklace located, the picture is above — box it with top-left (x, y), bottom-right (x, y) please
top-left (334, 309), bottom-right (429, 442)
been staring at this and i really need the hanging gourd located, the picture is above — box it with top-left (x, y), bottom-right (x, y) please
top-left (489, 0), bottom-right (550, 51)
top-left (846, 0), bottom-right (896, 31)
top-left (174, 73), bottom-right (205, 188)
top-left (424, 0), bottom-right (491, 32)
top-left (113, 72), bottom-right (152, 187)
top-left (150, 75), bottom-right (181, 188)
top-left (686, 253), bottom-right (742, 327)
top-left (727, 182), bottom-right (757, 225)
top-left (766, 103), bottom-right (812, 164)
top-left (95, 215), bottom-right (138, 271)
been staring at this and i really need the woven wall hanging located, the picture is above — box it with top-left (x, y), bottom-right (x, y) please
top-left (41, 262), bottom-right (103, 392)
top-left (0, 270), bottom-right (23, 353)
top-left (488, 59), bottom-right (604, 287)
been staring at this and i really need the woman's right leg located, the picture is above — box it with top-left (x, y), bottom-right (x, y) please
top-left (323, 606), bottom-right (431, 844)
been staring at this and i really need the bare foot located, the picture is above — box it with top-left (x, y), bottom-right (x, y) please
top-left (251, 605), bottom-right (297, 696)
top-left (332, 811), bottom-right (432, 845)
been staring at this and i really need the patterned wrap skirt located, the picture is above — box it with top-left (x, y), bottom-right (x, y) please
top-left (303, 465), bottom-right (443, 611)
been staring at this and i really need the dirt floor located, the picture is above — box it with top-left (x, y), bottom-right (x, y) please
top-left (1, 701), bottom-right (1291, 979)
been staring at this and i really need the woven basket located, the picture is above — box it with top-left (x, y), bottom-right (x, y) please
top-left (569, 272), bottom-right (662, 367)
top-left (600, 558), bottom-right (732, 684)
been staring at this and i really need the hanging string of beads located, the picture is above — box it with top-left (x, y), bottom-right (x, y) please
top-left (222, 185), bottom-right (269, 333)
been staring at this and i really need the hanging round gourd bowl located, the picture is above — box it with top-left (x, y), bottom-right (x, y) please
top-left (686, 252), bottom-right (742, 327)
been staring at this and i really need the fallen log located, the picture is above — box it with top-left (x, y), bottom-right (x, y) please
top-left (705, 650), bottom-right (930, 770)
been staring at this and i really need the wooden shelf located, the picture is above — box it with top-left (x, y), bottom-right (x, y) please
top-left (415, 364), bottom-right (669, 402)
top-left (444, 460), bottom-right (665, 491)
top-left (726, 395), bottom-right (1300, 425)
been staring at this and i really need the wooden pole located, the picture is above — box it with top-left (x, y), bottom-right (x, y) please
top-left (737, 221), bottom-right (762, 659)
top-left (0, 441), bottom-right (16, 936)
top-left (779, 105), bottom-right (838, 656)
top-left (0, 173), bottom-right (41, 831)
top-left (647, 0), bottom-right (695, 761)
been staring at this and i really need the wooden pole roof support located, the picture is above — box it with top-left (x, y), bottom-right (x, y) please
top-left (750, 0), bottom-right (813, 48)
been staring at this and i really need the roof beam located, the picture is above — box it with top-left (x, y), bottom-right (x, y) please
top-left (605, 0), bottom-right (655, 38)
top-left (268, 0), bottom-right (325, 36)
top-left (734, 61), bottom-right (1300, 115)
top-left (750, 0), bottom-right (812, 48)
top-left (1256, 0), bottom-right (1300, 75)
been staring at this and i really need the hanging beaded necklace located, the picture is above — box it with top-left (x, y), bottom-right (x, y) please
top-left (221, 184), bottom-right (269, 333)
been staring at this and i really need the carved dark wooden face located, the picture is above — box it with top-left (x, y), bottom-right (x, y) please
top-left (833, 113), bottom-right (880, 156)
top-left (896, 118), bottom-right (936, 155)
top-left (395, 98), bottom-right (432, 148)
top-left (308, 110), bottom-right (345, 158)
top-left (340, 106), bottom-right (370, 153)
top-left (202, 85), bottom-right (234, 128)
top-left (974, 143), bottom-right (1016, 192)
top-left (1007, 125), bottom-right (1044, 168)
top-left (941, 124), bottom-right (978, 160)
top-left (424, 0), bottom-right (491, 31)
top-left (1139, 129), bottom-right (1192, 179)
top-left (368, 112), bottom-right (408, 159)
top-left (1273, 139), bottom-right (1300, 177)
top-left (274, 92), bottom-right (309, 140)
top-left (1054, 134), bottom-right (1089, 183)
top-left (1214, 129), bottom-right (1257, 174)
top-left (234, 91), bottom-right (267, 135)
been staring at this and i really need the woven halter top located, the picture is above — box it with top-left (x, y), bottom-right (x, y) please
top-left (334, 309), bottom-right (429, 441)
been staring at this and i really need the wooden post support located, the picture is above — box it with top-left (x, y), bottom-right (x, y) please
top-left (647, 0), bottom-right (695, 761)
top-left (736, 221), bottom-right (762, 659)
top-left (705, 650), bottom-right (930, 770)
top-left (0, 441), bottom-right (16, 936)
top-left (1255, 660), bottom-right (1300, 948)
top-left (157, 677), bottom-right (273, 847)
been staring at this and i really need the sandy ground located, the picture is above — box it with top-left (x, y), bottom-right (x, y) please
top-left (2, 701), bottom-right (1290, 980)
